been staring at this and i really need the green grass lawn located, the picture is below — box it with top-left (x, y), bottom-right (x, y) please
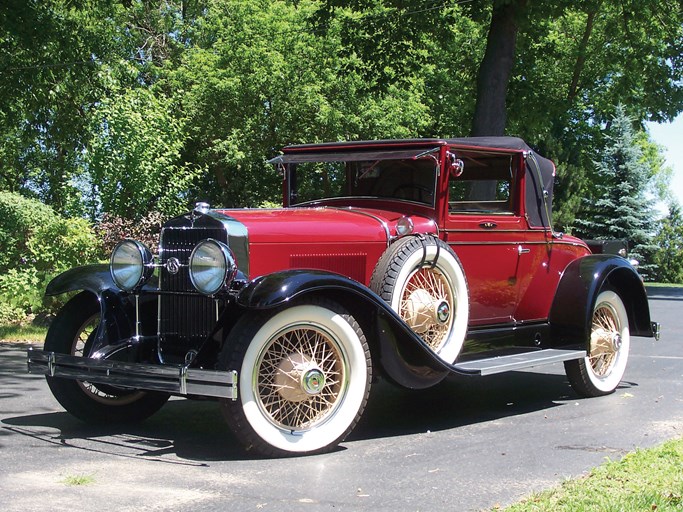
top-left (502, 437), bottom-right (683, 511)
top-left (0, 323), bottom-right (47, 343)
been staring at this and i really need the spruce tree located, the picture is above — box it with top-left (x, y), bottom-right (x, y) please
top-left (573, 106), bottom-right (658, 278)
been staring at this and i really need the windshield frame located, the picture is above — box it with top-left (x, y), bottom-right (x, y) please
top-left (277, 148), bottom-right (442, 208)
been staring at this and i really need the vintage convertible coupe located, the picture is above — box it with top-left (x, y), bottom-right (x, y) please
top-left (28, 137), bottom-right (659, 457)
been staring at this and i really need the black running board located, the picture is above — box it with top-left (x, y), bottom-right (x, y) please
top-left (455, 349), bottom-right (586, 376)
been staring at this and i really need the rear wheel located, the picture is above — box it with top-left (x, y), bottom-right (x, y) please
top-left (564, 289), bottom-right (631, 397)
top-left (45, 292), bottom-right (170, 423)
top-left (220, 298), bottom-right (371, 457)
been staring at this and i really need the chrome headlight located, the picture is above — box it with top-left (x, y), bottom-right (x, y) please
top-left (110, 239), bottom-right (153, 292)
top-left (189, 239), bottom-right (237, 296)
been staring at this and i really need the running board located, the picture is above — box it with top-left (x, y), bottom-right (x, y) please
top-left (456, 349), bottom-right (586, 376)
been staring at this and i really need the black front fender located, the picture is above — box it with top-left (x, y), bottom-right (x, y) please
top-left (45, 265), bottom-right (158, 358)
top-left (46, 264), bottom-right (115, 296)
top-left (236, 269), bottom-right (478, 388)
top-left (549, 255), bottom-right (655, 348)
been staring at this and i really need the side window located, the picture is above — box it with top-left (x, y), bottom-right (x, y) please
top-left (449, 154), bottom-right (515, 214)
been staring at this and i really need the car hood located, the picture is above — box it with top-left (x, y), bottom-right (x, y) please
top-left (215, 207), bottom-right (436, 244)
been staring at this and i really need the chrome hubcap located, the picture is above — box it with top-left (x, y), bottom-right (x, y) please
top-left (611, 333), bottom-right (622, 351)
top-left (302, 368), bottom-right (326, 395)
top-left (436, 301), bottom-right (450, 324)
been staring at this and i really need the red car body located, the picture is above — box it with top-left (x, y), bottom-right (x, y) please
top-left (28, 137), bottom-right (659, 457)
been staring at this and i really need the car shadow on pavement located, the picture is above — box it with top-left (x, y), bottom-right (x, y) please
top-left (2, 344), bottom-right (637, 461)
top-left (351, 370), bottom-right (583, 440)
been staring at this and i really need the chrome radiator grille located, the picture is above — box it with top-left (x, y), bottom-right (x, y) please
top-left (158, 227), bottom-right (228, 354)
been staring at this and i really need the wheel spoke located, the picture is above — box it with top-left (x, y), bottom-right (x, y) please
top-left (256, 325), bottom-right (345, 430)
top-left (397, 266), bottom-right (455, 352)
top-left (589, 303), bottom-right (621, 377)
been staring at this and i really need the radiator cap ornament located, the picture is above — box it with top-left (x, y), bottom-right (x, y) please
top-left (194, 202), bottom-right (210, 214)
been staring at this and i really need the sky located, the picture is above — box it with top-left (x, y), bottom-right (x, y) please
top-left (647, 114), bottom-right (683, 207)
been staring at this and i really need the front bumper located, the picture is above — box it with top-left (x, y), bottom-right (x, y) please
top-left (27, 349), bottom-right (238, 400)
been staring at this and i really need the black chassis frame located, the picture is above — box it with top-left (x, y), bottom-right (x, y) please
top-left (27, 250), bottom-right (658, 396)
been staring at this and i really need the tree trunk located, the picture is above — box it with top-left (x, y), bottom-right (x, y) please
top-left (567, 6), bottom-right (599, 102)
top-left (471, 0), bottom-right (528, 136)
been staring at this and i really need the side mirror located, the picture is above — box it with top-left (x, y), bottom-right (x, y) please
top-left (446, 152), bottom-right (464, 177)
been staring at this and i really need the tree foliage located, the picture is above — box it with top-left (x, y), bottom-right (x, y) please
top-left (84, 88), bottom-right (201, 219)
top-left (0, 191), bottom-right (102, 322)
top-left (650, 201), bottom-right (683, 283)
top-left (0, 0), bottom-right (682, 283)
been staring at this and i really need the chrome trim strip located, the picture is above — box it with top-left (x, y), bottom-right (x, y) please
top-left (443, 228), bottom-right (537, 233)
top-left (448, 240), bottom-right (587, 248)
top-left (27, 349), bottom-right (238, 400)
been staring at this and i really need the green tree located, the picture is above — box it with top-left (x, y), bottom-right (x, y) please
top-left (0, 1), bottom-right (130, 215)
top-left (84, 88), bottom-right (201, 220)
top-left (650, 201), bottom-right (683, 284)
top-left (572, 106), bottom-right (658, 278)
top-left (171, 0), bottom-right (434, 207)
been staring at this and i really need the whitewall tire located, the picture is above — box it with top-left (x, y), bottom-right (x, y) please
top-left (220, 299), bottom-right (371, 457)
top-left (565, 289), bottom-right (631, 396)
top-left (370, 236), bottom-right (469, 364)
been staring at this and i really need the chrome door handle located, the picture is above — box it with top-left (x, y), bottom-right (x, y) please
top-left (518, 246), bottom-right (530, 255)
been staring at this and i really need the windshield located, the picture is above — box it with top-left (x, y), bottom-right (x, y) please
top-left (288, 157), bottom-right (438, 206)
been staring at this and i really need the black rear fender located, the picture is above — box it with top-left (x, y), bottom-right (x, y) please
top-left (549, 255), bottom-right (654, 348)
top-left (235, 269), bottom-right (475, 388)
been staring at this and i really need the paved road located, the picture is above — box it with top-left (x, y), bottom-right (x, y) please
top-left (1, 288), bottom-right (681, 512)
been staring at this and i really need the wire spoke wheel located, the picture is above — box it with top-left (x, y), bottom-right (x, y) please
top-left (588, 302), bottom-right (621, 378)
top-left (399, 265), bottom-right (455, 353)
top-left (44, 292), bottom-right (169, 423)
top-left (69, 313), bottom-right (143, 405)
top-left (565, 289), bottom-right (630, 397)
top-left (371, 236), bottom-right (468, 364)
top-left (257, 325), bottom-right (345, 431)
top-left (221, 299), bottom-right (371, 457)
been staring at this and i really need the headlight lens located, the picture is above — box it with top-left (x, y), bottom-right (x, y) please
top-left (189, 239), bottom-right (236, 296)
top-left (110, 240), bottom-right (153, 291)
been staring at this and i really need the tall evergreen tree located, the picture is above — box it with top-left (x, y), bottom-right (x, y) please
top-left (573, 105), bottom-right (658, 278)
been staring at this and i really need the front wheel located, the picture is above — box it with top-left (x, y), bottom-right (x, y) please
top-left (564, 289), bottom-right (631, 397)
top-left (45, 292), bottom-right (170, 423)
top-left (220, 299), bottom-right (372, 457)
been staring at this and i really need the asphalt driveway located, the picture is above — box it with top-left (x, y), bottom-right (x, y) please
top-left (0, 287), bottom-right (681, 511)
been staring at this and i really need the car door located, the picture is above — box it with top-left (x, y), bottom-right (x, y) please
top-left (443, 151), bottom-right (531, 326)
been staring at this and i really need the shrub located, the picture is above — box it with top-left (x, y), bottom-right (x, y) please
top-left (0, 191), bottom-right (55, 273)
top-left (95, 211), bottom-right (165, 254)
top-left (0, 192), bottom-right (103, 324)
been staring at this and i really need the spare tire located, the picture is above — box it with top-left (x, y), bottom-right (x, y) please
top-left (370, 236), bottom-right (469, 364)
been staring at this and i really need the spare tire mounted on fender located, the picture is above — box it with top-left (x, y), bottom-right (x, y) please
top-left (370, 235), bottom-right (469, 364)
